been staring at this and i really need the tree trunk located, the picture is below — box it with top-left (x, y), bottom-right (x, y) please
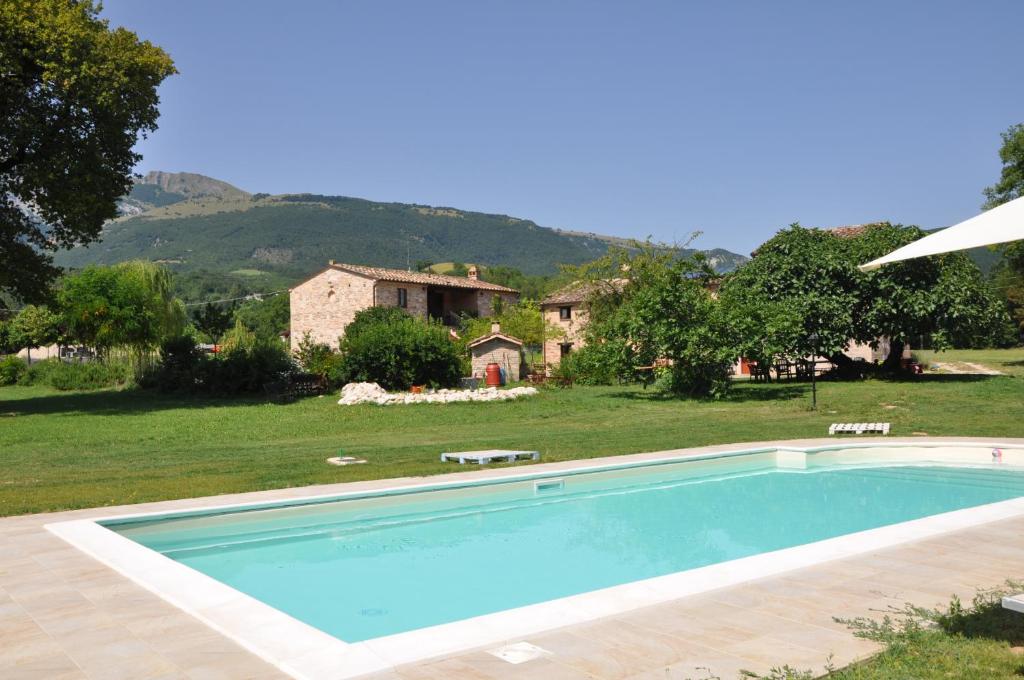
top-left (882, 339), bottom-right (905, 372)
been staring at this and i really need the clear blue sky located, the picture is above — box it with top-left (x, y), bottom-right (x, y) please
top-left (102, 0), bottom-right (1023, 255)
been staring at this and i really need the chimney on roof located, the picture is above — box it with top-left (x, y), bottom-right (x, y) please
top-left (491, 321), bottom-right (500, 334)
top-left (329, 259), bottom-right (336, 265)
top-left (468, 265), bottom-right (479, 280)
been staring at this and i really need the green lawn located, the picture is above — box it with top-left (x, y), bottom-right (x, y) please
top-left (1, 348), bottom-right (1023, 517)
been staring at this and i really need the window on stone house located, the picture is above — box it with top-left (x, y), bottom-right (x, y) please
top-left (560, 342), bottom-right (573, 357)
top-left (559, 306), bottom-right (572, 320)
top-left (397, 288), bottom-right (408, 308)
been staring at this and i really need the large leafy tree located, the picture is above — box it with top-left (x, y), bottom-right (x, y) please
top-left (233, 293), bottom-right (290, 340)
top-left (983, 123), bottom-right (1024, 338)
top-left (983, 123), bottom-right (1024, 209)
top-left (1, 0), bottom-right (175, 302)
top-left (10, 302), bottom-right (58, 360)
top-left (570, 244), bottom-right (736, 397)
top-left (722, 223), bottom-right (1008, 371)
top-left (57, 261), bottom-right (184, 352)
top-left (191, 302), bottom-right (235, 342)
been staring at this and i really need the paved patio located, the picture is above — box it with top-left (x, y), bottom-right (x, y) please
top-left (3, 437), bottom-right (1024, 680)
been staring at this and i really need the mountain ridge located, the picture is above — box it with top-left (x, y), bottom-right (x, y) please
top-left (57, 172), bottom-right (750, 282)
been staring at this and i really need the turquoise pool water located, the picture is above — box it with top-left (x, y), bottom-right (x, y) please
top-left (110, 461), bottom-right (1024, 642)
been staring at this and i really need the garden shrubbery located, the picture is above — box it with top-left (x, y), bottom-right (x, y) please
top-left (293, 333), bottom-right (345, 386)
top-left (336, 311), bottom-right (462, 390)
top-left (551, 344), bottom-right (620, 386)
top-left (0, 355), bottom-right (27, 386)
top-left (145, 335), bottom-right (296, 395)
top-left (13, 358), bottom-right (133, 390)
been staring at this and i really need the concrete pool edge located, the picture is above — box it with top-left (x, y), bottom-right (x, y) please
top-left (44, 439), bottom-right (1024, 680)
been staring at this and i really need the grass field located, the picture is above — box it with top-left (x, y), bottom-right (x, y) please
top-left (1, 349), bottom-right (1022, 517)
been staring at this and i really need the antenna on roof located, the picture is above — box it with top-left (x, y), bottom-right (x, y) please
top-left (407, 240), bottom-right (411, 271)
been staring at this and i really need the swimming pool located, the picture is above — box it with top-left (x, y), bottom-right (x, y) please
top-left (47, 442), bottom-right (1024, 678)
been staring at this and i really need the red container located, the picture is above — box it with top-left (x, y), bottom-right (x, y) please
top-left (485, 362), bottom-right (502, 387)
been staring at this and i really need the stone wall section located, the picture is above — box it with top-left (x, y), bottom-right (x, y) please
top-left (477, 292), bottom-right (519, 318)
top-left (374, 280), bottom-right (428, 319)
top-left (542, 302), bottom-right (588, 369)
top-left (290, 269), bottom-right (375, 352)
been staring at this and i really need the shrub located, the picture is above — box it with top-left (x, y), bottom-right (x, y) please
top-left (17, 358), bottom-right (132, 390)
top-left (344, 305), bottom-right (413, 340)
top-left (144, 335), bottom-right (205, 392)
top-left (145, 335), bottom-right (296, 395)
top-left (554, 344), bottom-right (620, 386)
top-left (339, 316), bottom-right (462, 390)
top-left (204, 340), bottom-right (296, 394)
top-left (294, 332), bottom-right (345, 386)
top-left (47, 361), bottom-right (132, 390)
top-left (0, 355), bottom-right (27, 385)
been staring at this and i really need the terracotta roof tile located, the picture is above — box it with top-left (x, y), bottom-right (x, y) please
top-left (541, 279), bottom-right (626, 305)
top-left (827, 225), bottom-right (870, 239)
top-left (328, 263), bottom-right (518, 292)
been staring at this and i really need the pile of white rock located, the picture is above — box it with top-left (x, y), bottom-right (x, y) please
top-left (338, 382), bottom-right (539, 406)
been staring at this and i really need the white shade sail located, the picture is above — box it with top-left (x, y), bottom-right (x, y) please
top-left (859, 195), bottom-right (1024, 271)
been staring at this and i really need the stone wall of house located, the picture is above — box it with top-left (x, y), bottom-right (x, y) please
top-left (477, 292), bottom-right (520, 318)
top-left (374, 280), bottom-right (429, 319)
top-left (471, 339), bottom-right (523, 381)
top-left (291, 268), bottom-right (521, 353)
top-left (290, 269), bottom-right (376, 352)
top-left (542, 302), bottom-right (588, 369)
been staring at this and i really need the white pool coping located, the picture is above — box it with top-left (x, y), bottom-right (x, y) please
top-left (45, 440), bottom-right (1024, 680)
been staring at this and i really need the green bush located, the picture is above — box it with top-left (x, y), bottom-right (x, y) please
top-left (144, 335), bottom-right (205, 392)
top-left (553, 344), bottom-right (620, 386)
top-left (339, 316), bottom-right (462, 390)
top-left (204, 340), bottom-right (296, 394)
top-left (294, 332), bottom-right (345, 386)
top-left (344, 306), bottom-right (413, 341)
top-left (48, 362), bottom-right (132, 391)
top-left (17, 358), bottom-right (132, 390)
top-left (0, 355), bottom-right (27, 385)
top-left (145, 335), bottom-right (296, 395)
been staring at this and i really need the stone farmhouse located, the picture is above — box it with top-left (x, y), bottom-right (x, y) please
top-left (290, 262), bottom-right (519, 352)
top-left (540, 280), bottom-right (625, 369)
top-left (540, 257), bottom-right (905, 375)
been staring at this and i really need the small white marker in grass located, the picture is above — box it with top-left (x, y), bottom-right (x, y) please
top-left (326, 456), bottom-right (367, 466)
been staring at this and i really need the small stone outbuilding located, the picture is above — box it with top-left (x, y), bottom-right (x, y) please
top-left (468, 323), bottom-right (524, 382)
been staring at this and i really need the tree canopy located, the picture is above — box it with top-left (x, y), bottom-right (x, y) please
top-left (982, 122), bottom-right (1024, 339)
top-left (568, 244), bottom-right (736, 397)
top-left (983, 123), bottom-right (1024, 209)
top-left (57, 261), bottom-right (184, 352)
top-left (1, 0), bottom-right (175, 302)
top-left (720, 223), bottom-right (1010, 369)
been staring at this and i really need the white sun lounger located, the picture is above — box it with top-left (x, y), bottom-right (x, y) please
top-left (1002, 594), bottom-right (1024, 614)
top-left (829, 422), bottom-right (890, 436)
top-left (440, 450), bottom-right (541, 465)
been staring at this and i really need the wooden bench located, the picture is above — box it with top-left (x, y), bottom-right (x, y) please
top-left (264, 373), bottom-right (328, 403)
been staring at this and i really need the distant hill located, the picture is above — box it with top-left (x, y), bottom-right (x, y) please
top-left (56, 172), bottom-right (749, 283)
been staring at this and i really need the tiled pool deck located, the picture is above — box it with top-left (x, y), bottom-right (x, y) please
top-left (4, 437), bottom-right (1024, 680)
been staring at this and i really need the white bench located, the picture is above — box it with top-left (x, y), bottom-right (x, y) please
top-left (440, 450), bottom-right (541, 465)
top-left (829, 422), bottom-right (890, 436)
top-left (1003, 594), bottom-right (1024, 614)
